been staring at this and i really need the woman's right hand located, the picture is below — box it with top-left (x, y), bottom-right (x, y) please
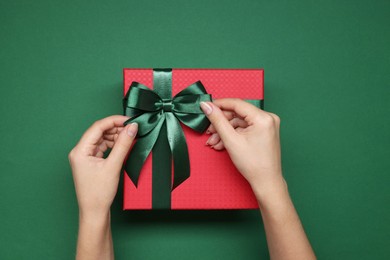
top-left (201, 99), bottom-right (316, 260)
top-left (200, 98), bottom-right (286, 200)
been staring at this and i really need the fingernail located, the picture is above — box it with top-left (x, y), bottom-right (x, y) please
top-left (127, 123), bottom-right (138, 137)
top-left (200, 102), bottom-right (213, 115)
top-left (206, 133), bottom-right (218, 146)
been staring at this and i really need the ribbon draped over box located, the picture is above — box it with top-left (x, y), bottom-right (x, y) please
top-left (123, 69), bottom-right (212, 208)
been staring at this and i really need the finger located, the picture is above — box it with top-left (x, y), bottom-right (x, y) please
top-left (96, 137), bottom-right (104, 145)
top-left (206, 133), bottom-right (220, 146)
top-left (222, 111), bottom-right (236, 120)
top-left (206, 111), bottom-right (236, 134)
top-left (211, 140), bottom-right (225, 151)
top-left (92, 141), bottom-right (108, 158)
top-left (104, 128), bottom-right (118, 135)
top-left (103, 133), bottom-right (119, 141)
top-left (95, 150), bottom-right (104, 158)
top-left (107, 123), bottom-right (138, 167)
top-left (97, 140), bottom-right (115, 154)
top-left (103, 127), bottom-right (125, 141)
top-left (236, 127), bottom-right (246, 133)
top-left (79, 115), bottom-right (129, 146)
top-left (106, 140), bottom-right (115, 148)
top-left (98, 141), bottom-right (109, 155)
top-left (206, 124), bottom-right (216, 134)
top-left (104, 126), bottom-right (124, 135)
top-left (229, 118), bottom-right (248, 129)
top-left (200, 102), bottom-right (237, 143)
top-left (213, 98), bottom-right (268, 124)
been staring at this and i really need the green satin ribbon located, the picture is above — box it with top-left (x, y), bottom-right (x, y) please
top-left (123, 70), bottom-right (212, 192)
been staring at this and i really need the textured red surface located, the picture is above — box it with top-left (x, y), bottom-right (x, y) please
top-left (123, 69), bottom-right (264, 210)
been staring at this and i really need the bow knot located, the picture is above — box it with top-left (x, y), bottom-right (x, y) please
top-left (161, 99), bottom-right (173, 112)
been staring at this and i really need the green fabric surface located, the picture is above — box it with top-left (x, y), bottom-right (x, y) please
top-left (0, 0), bottom-right (389, 259)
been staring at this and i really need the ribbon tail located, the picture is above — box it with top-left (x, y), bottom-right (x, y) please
top-left (124, 117), bottom-right (165, 187)
top-left (165, 113), bottom-right (190, 190)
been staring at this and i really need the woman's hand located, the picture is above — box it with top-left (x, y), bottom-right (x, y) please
top-left (69, 115), bottom-right (138, 218)
top-left (69, 115), bottom-right (138, 260)
top-left (200, 98), bottom-right (284, 200)
top-left (201, 99), bottom-right (316, 260)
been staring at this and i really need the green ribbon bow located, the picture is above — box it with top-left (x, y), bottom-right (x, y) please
top-left (123, 69), bottom-right (212, 203)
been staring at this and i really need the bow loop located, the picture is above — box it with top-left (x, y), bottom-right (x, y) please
top-left (124, 111), bottom-right (163, 137)
top-left (125, 82), bottom-right (162, 114)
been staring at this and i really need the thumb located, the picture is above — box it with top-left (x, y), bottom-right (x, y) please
top-left (107, 123), bottom-right (138, 168)
top-left (200, 102), bottom-right (237, 143)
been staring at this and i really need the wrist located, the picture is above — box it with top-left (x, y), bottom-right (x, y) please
top-left (76, 210), bottom-right (113, 260)
top-left (79, 210), bottom-right (111, 229)
top-left (249, 174), bottom-right (290, 210)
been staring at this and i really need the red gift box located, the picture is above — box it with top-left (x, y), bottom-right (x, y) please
top-left (123, 68), bottom-right (264, 210)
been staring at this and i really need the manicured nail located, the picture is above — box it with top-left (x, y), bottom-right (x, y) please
top-left (127, 123), bottom-right (138, 137)
top-left (200, 102), bottom-right (213, 115)
top-left (206, 133), bottom-right (218, 146)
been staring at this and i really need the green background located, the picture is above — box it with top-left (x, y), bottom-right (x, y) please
top-left (1, 0), bottom-right (389, 259)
